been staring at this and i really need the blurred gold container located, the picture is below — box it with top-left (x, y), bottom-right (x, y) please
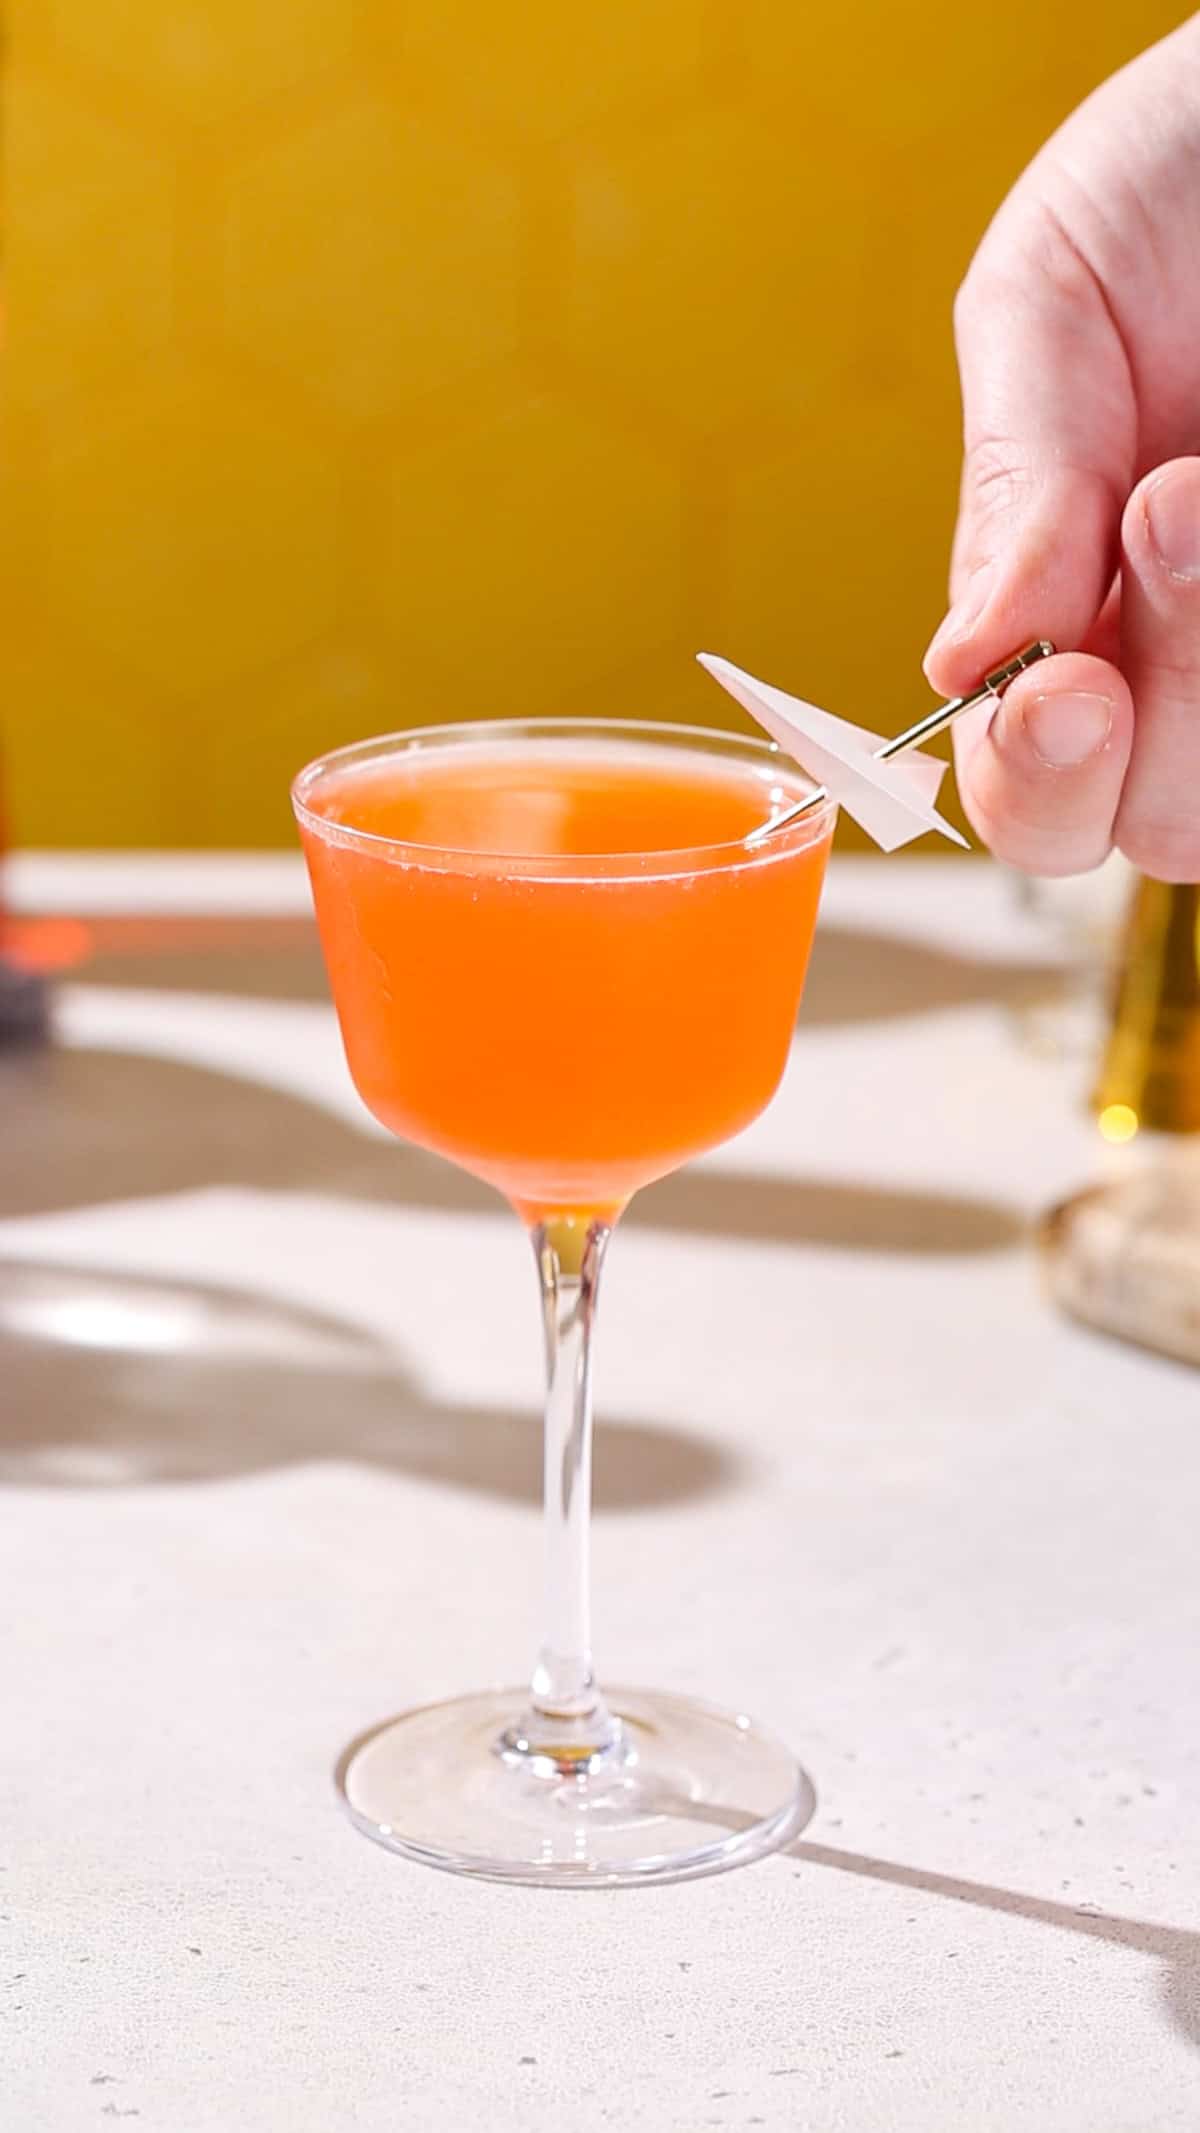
top-left (1093, 879), bottom-right (1200, 1135)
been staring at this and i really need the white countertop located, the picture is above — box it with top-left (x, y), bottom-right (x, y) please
top-left (3, 855), bottom-right (1196, 2132)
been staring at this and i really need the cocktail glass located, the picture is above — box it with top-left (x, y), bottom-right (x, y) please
top-left (293, 717), bottom-right (836, 1885)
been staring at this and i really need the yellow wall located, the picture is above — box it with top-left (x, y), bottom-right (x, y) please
top-left (4, 1), bottom-right (1186, 847)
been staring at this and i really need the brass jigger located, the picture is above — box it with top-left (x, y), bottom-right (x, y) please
top-left (751, 637), bottom-right (1056, 842)
top-left (1093, 877), bottom-right (1200, 1134)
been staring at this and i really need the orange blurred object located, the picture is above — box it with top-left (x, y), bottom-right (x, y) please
top-left (1, 916), bottom-right (93, 973)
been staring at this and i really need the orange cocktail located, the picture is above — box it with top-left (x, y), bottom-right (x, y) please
top-left (293, 717), bottom-right (836, 1890)
top-left (295, 722), bottom-right (831, 1224)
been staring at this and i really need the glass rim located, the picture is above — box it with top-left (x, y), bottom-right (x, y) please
top-left (291, 716), bottom-right (838, 877)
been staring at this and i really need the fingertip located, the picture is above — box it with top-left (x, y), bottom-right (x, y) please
top-left (926, 473), bottom-right (1122, 698)
top-left (958, 652), bottom-right (1132, 876)
top-left (1122, 456), bottom-right (1200, 585)
top-left (923, 582), bottom-right (997, 696)
top-left (998, 651), bottom-right (1134, 778)
top-left (923, 627), bottom-right (980, 698)
top-left (924, 569), bottom-right (1062, 699)
top-left (1006, 651), bottom-right (1134, 750)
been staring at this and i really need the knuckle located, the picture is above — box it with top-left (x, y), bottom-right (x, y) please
top-left (963, 436), bottom-right (1039, 521)
top-left (1022, 200), bottom-right (1103, 302)
top-left (953, 199), bottom-right (1089, 347)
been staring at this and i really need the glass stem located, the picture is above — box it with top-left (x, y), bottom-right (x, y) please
top-left (520, 1215), bottom-right (620, 1764)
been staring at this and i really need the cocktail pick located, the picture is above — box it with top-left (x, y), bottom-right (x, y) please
top-left (696, 641), bottom-right (1055, 852)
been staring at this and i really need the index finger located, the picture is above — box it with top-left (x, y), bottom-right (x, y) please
top-left (925, 189), bottom-right (1135, 698)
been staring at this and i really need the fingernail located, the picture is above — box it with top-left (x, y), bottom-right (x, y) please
top-left (1145, 468), bottom-right (1200, 581)
top-left (1022, 690), bottom-right (1113, 769)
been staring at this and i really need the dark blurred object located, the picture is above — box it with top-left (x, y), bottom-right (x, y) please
top-left (1093, 879), bottom-right (1200, 1135)
top-left (0, 955), bottom-right (50, 1046)
top-left (1041, 1152), bottom-right (1200, 1369)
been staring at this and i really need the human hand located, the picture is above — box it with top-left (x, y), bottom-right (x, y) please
top-left (925, 16), bottom-right (1200, 880)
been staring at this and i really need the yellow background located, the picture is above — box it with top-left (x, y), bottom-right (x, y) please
top-left (4, 1), bottom-right (1187, 847)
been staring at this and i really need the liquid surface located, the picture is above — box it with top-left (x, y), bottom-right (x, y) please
top-left (313, 738), bottom-right (790, 861)
top-left (300, 737), bottom-right (832, 1221)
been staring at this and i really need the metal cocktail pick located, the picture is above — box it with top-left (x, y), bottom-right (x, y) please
top-left (748, 638), bottom-right (1056, 844)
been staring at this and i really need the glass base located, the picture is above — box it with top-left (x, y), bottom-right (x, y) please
top-left (337, 1686), bottom-right (815, 1887)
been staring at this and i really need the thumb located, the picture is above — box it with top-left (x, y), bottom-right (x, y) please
top-left (924, 195), bottom-right (1135, 697)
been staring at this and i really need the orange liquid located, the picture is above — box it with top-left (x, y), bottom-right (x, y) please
top-left (299, 738), bottom-right (832, 1222)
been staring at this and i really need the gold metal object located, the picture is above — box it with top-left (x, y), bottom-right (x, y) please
top-left (752, 637), bottom-right (1056, 842)
top-left (1092, 878), bottom-right (1200, 1135)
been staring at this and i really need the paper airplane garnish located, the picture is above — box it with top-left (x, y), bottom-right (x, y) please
top-left (697, 653), bottom-right (969, 852)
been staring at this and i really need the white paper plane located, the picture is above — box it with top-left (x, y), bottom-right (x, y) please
top-left (697, 653), bottom-right (969, 852)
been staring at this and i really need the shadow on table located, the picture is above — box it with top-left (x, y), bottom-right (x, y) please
top-left (0, 1261), bottom-right (735, 1507)
top-left (800, 922), bottom-right (1062, 1028)
top-left (652, 1781), bottom-right (1200, 2060)
top-left (67, 919), bottom-right (1065, 1030)
top-left (0, 1048), bottom-right (1024, 1255)
top-left (0, 1042), bottom-right (1021, 1503)
top-left (791, 1838), bottom-right (1200, 2061)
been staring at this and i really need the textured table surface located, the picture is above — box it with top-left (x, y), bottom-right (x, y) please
top-left (3, 853), bottom-right (1196, 2133)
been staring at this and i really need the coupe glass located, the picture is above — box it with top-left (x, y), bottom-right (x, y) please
top-left (293, 718), bottom-right (836, 1885)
